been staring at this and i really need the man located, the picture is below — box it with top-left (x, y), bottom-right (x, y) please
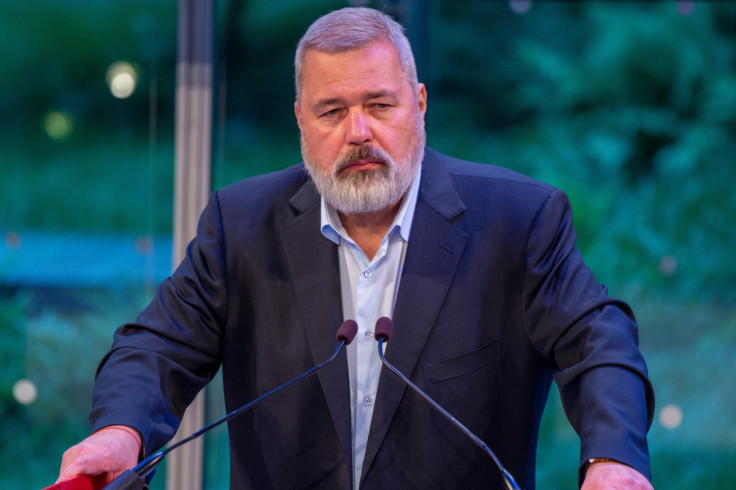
top-left (57, 7), bottom-right (654, 489)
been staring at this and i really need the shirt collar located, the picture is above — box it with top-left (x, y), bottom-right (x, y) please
top-left (320, 163), bottom-right (422, 245)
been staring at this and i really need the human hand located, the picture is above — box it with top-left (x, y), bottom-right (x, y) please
top-left (581, 461), bottom-right (653, 490)
top-left (57, 425), bottom-right (141, 485)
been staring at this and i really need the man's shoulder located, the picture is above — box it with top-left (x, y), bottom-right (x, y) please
top-left (424, 148), bottom-right (555, 194)
top-left (211, 162), bottom-right (318, 223)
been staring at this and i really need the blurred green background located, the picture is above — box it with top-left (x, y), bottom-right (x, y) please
top-left (1, 0), bottom-right (735, 488)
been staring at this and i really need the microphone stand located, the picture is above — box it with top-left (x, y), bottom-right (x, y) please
top-left (376, 321), bottom-right (522, 490)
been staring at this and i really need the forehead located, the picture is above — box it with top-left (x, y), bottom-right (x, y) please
top-left (300, 42), bottom-right (410, 100)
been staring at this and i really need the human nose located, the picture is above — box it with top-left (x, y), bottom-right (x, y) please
top-left (345, 110), bottom-right (372, 145)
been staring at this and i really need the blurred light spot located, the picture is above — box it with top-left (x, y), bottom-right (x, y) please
top-left (659, 404), bottom-right (683, 429)
top-left (13, 379), bottom-right (38, 405)
top-left (106, 61), bottom-right (139, 99)
top-left (676, 0), bottom-right (696, 16)
top-left (43, 110), bottom-right (75, 141)
top-left (659, 255), bottom-right (678, 277)
top-left (509, 0), bottom-right (533, 15)
top-left (5, 231), bottom-right (22, 250)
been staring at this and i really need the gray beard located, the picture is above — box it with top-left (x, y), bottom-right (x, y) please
top-left (301, 132), bottom-right (425, 215)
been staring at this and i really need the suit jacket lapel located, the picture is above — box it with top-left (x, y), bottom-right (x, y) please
top-left (361, 151), bottom-right (469, 482)
top-left (279, 180), bottom-right (354, 473)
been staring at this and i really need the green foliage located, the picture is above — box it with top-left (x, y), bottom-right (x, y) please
top-left (1, 0), bottom-right (177, 235)
top-left (0, 293), bottom-right (27, 415)
top-left (0, 287), bottom-right (151, 488)
top-left (0, 0), bottom-right (176, 141)
top-left (426, 1), bottom-right (736, 303)
top-left (2, 136), bottom-right (175, 233)
top-left (217, 0), bottom-right (345, 131)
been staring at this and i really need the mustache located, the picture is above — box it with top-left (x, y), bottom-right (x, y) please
top-left (334, 145), bottom-right (391, 173)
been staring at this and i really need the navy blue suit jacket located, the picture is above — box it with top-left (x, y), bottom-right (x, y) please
top-left (91, 148), bottom-right (654, 489)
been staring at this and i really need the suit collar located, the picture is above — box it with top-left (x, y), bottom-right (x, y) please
top-left (415, 148), bottom-right (466, 221)
top-left (281, 180), bottom-right (354, 473)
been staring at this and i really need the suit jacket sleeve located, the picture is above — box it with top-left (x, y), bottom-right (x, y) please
top-left (89, 190), bottom-right (227, 454)
top-left (521, 188), bottom-right (654, 482)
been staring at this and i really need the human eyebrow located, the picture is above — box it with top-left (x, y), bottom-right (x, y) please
top-left (312, 98), bottom-right (345, 115)
top-left (363, 91), bottom-right (399, 104)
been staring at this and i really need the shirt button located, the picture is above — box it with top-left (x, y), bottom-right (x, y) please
top-left (363, 270), bottom-right (372, 278)
top-left (363, 395), bottom-right (374, 406)
top-left (364, 331), bottom-right (374, 340)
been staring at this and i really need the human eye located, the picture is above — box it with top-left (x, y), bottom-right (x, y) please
top-left (366, 94), bottom-right (397, 114)
top-left (369, 100), bottom-right (392, 109)
top-left (319, 107), bottom-right (343, 120)
top-left (365, 102), bottom-right (393, 118)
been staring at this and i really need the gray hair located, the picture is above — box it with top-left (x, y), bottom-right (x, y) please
top-left (294, 7), bottom-right (418, 103)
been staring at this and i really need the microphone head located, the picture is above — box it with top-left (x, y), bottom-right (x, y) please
top-left (337, 320), bottom-right (358, 345)
top-left (374, 317), bottom-right (393, 342)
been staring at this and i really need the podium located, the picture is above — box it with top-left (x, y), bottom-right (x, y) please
top-left (41, 475), bottom-right (106, 490)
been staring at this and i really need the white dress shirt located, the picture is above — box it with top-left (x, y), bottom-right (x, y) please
top-left (320, 165), bottom-right (421, 489)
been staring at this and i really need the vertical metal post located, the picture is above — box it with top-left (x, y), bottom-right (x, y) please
top-left (167, 1), bottom-right (214, 490)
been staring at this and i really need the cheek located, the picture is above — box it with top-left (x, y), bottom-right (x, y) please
top-left (380, 127), bottom-right (413, 157)
top-left (303, 121), bottom-right (335, 144)
top-left (312, 128), bottom-right (345, 153)
top-left (302, 130), bottom-right (340, 169)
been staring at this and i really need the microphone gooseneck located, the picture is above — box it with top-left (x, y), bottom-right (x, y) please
top-left (105, 320), bottom-right (359, 490)
top-left (374, 316), bottom-right (522, 490)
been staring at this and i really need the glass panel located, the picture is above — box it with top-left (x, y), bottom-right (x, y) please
top-left (0, 1), bottom-right (176, 488)
top-left (211, 1), bottom-right (736, 489)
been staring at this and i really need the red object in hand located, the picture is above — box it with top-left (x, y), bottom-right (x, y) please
top-left (41, 474), bottom-right (107, 490)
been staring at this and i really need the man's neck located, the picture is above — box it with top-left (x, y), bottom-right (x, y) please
top-left (339, 199), bottom-right (403, 260)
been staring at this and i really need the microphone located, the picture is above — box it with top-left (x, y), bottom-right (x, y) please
top-left (374, 317), bottom-right (522, 490)
top-left (73, 320), bottom-right (358, 490)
